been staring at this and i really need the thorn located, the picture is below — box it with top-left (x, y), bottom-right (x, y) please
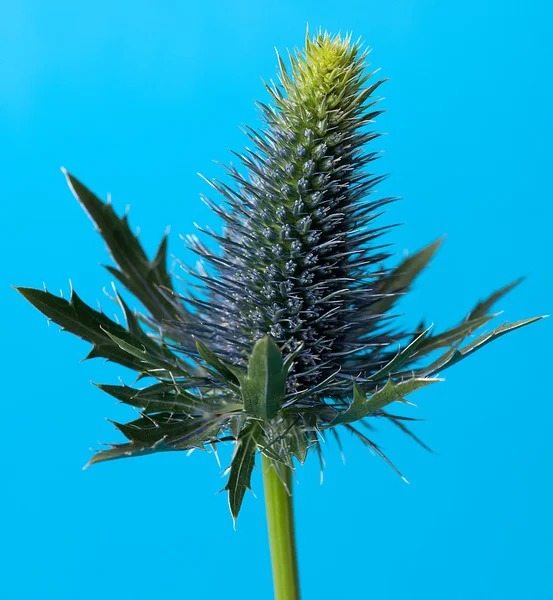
top-left (400, 399), bottom-right (417, 408)
top-left (211, 443), bottom-right (222, 468)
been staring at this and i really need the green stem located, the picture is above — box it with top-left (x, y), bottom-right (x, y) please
top-left (262, 454), bottom-right (301, 600)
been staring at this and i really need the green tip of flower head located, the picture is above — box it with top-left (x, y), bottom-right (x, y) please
top-left (292, 31), bottom-right (362, 103)
top-left (279, 31), bottom-right (373, 126)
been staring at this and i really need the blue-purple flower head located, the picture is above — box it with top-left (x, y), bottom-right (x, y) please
top-left (186, 31), bottom-right (397, 398)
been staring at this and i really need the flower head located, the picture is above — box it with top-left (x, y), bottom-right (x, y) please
top-left (187, 32), bottom-right (394, 397)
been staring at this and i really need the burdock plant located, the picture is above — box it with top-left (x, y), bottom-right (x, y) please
top-left (17, 31), bottom-right (543, 600)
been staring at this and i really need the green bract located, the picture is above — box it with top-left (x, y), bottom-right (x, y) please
top-left (17, 31), bottom-right (543, 520)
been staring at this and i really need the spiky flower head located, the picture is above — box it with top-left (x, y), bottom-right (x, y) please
top-left (17, 30), bottom-right (543, 520)
top-left (189, 32), bottom-right (393, 397)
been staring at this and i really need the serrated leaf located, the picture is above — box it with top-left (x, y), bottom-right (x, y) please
top-left (63, 169), bottom-right (189, 329)
top-left (371, 238), bottom-right (443, 315)
top-left (256, 421), bottom-right (295, 468)
top-left (462, 316), bottom-right (543, 355)
top-left (332, 378), bottom-right (439, 426)
top-left (409, 314), bottom-right (495, 360)
top-left (168, 419), bottom-right (225, 449)
top-left (112, 411), bottom-right (223, 448)
top-left (85, 438), bottom-right (171, 467)
top-left (415, 347), bottom-right (462, 378)
top-left (368, 326), bottom-right (432, 381)
top-left (419, 316), bottom-right (545, 377)
top-left (16, 286), bottom-right (148, 371)
top-left (229, 414), bottom-right (247, 440)
top-left (466, 278), bottom-right (524, 321)
top-left (225, 423), bottom-right (260, 521)
top-left (289, 428), bottom-right (308, 464)
top-left (95, 382), bottom-right (202, 414)
top-left (257, 438), bottom-right (290, 466)
top-left (102, 329), bottom-right (190, 378)
top-left (402, 279), bottom-right (525, 367)
top-left (263, 455), bottom-right (292, 492)
top-left (241, 336), bottom-right (286, 420)
top-left (195, 338), bottom-right (242, 385)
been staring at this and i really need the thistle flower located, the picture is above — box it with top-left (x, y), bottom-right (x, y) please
top-left (17, 30), bottom-right (542, 532)
top-left (189, 33), bottom-right (396, 396)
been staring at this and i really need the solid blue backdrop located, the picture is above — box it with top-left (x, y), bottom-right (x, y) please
top-left (3, 1), bottom-right (552, 599)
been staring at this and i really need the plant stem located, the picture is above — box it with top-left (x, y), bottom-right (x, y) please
top-left (262, 454), bottom-right (301, 600)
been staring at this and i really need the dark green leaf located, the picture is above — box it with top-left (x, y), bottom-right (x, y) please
top-left (410, 314), bottom-right (495, 359)
top-left (466, 278), bottom-right (524, 321)
top-left (63, 169), bottom-right (189, 329)
top-left (462, 318), bottom-right (542, 355)
top-left (112, 412), bottom-right (223, 448)
top-left (332, 378), bottom-right (439, 426)
top-left (368, 326), bottom-right (432, 381)
top-left (102, 329), bottom-right (190, 378)
top-left (241, 336), bottom-right (286, 420)
top-left (400, 279), bottom-right (525, 367)
top-left (371, 238), bottom-right (443, 315)
top-left (256, 420), bottom-right (296, 468)
top-left (16, 286), bottom-right (148, 371)
top-left (112, 288), bottom-right (191, 363)
top-left (415, 347), bottom-right (462, 378)
top-left (168, 420), bottom-right (225, 449)
top-left (257, 437), bottom-right (291, 466)
top-left (289, 428), bottom-right (308, 464)
top-left (195, 338), bottom-right (242, 385)
top-left (225, 423), bottom-right (259, 521)
top-left (95, 382), bottom-right (202, 414)
top-left (85, 438), bottom-right (171, 468)
top-left (419, 316), bottom-right (545, 377)
top-left (263, 455), bottom-right (292, 492)
top-left (229, 414), bottom-right (247, 440)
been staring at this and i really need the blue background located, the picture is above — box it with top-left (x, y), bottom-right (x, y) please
top-left (3, 1), bottom-right (552, 599)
